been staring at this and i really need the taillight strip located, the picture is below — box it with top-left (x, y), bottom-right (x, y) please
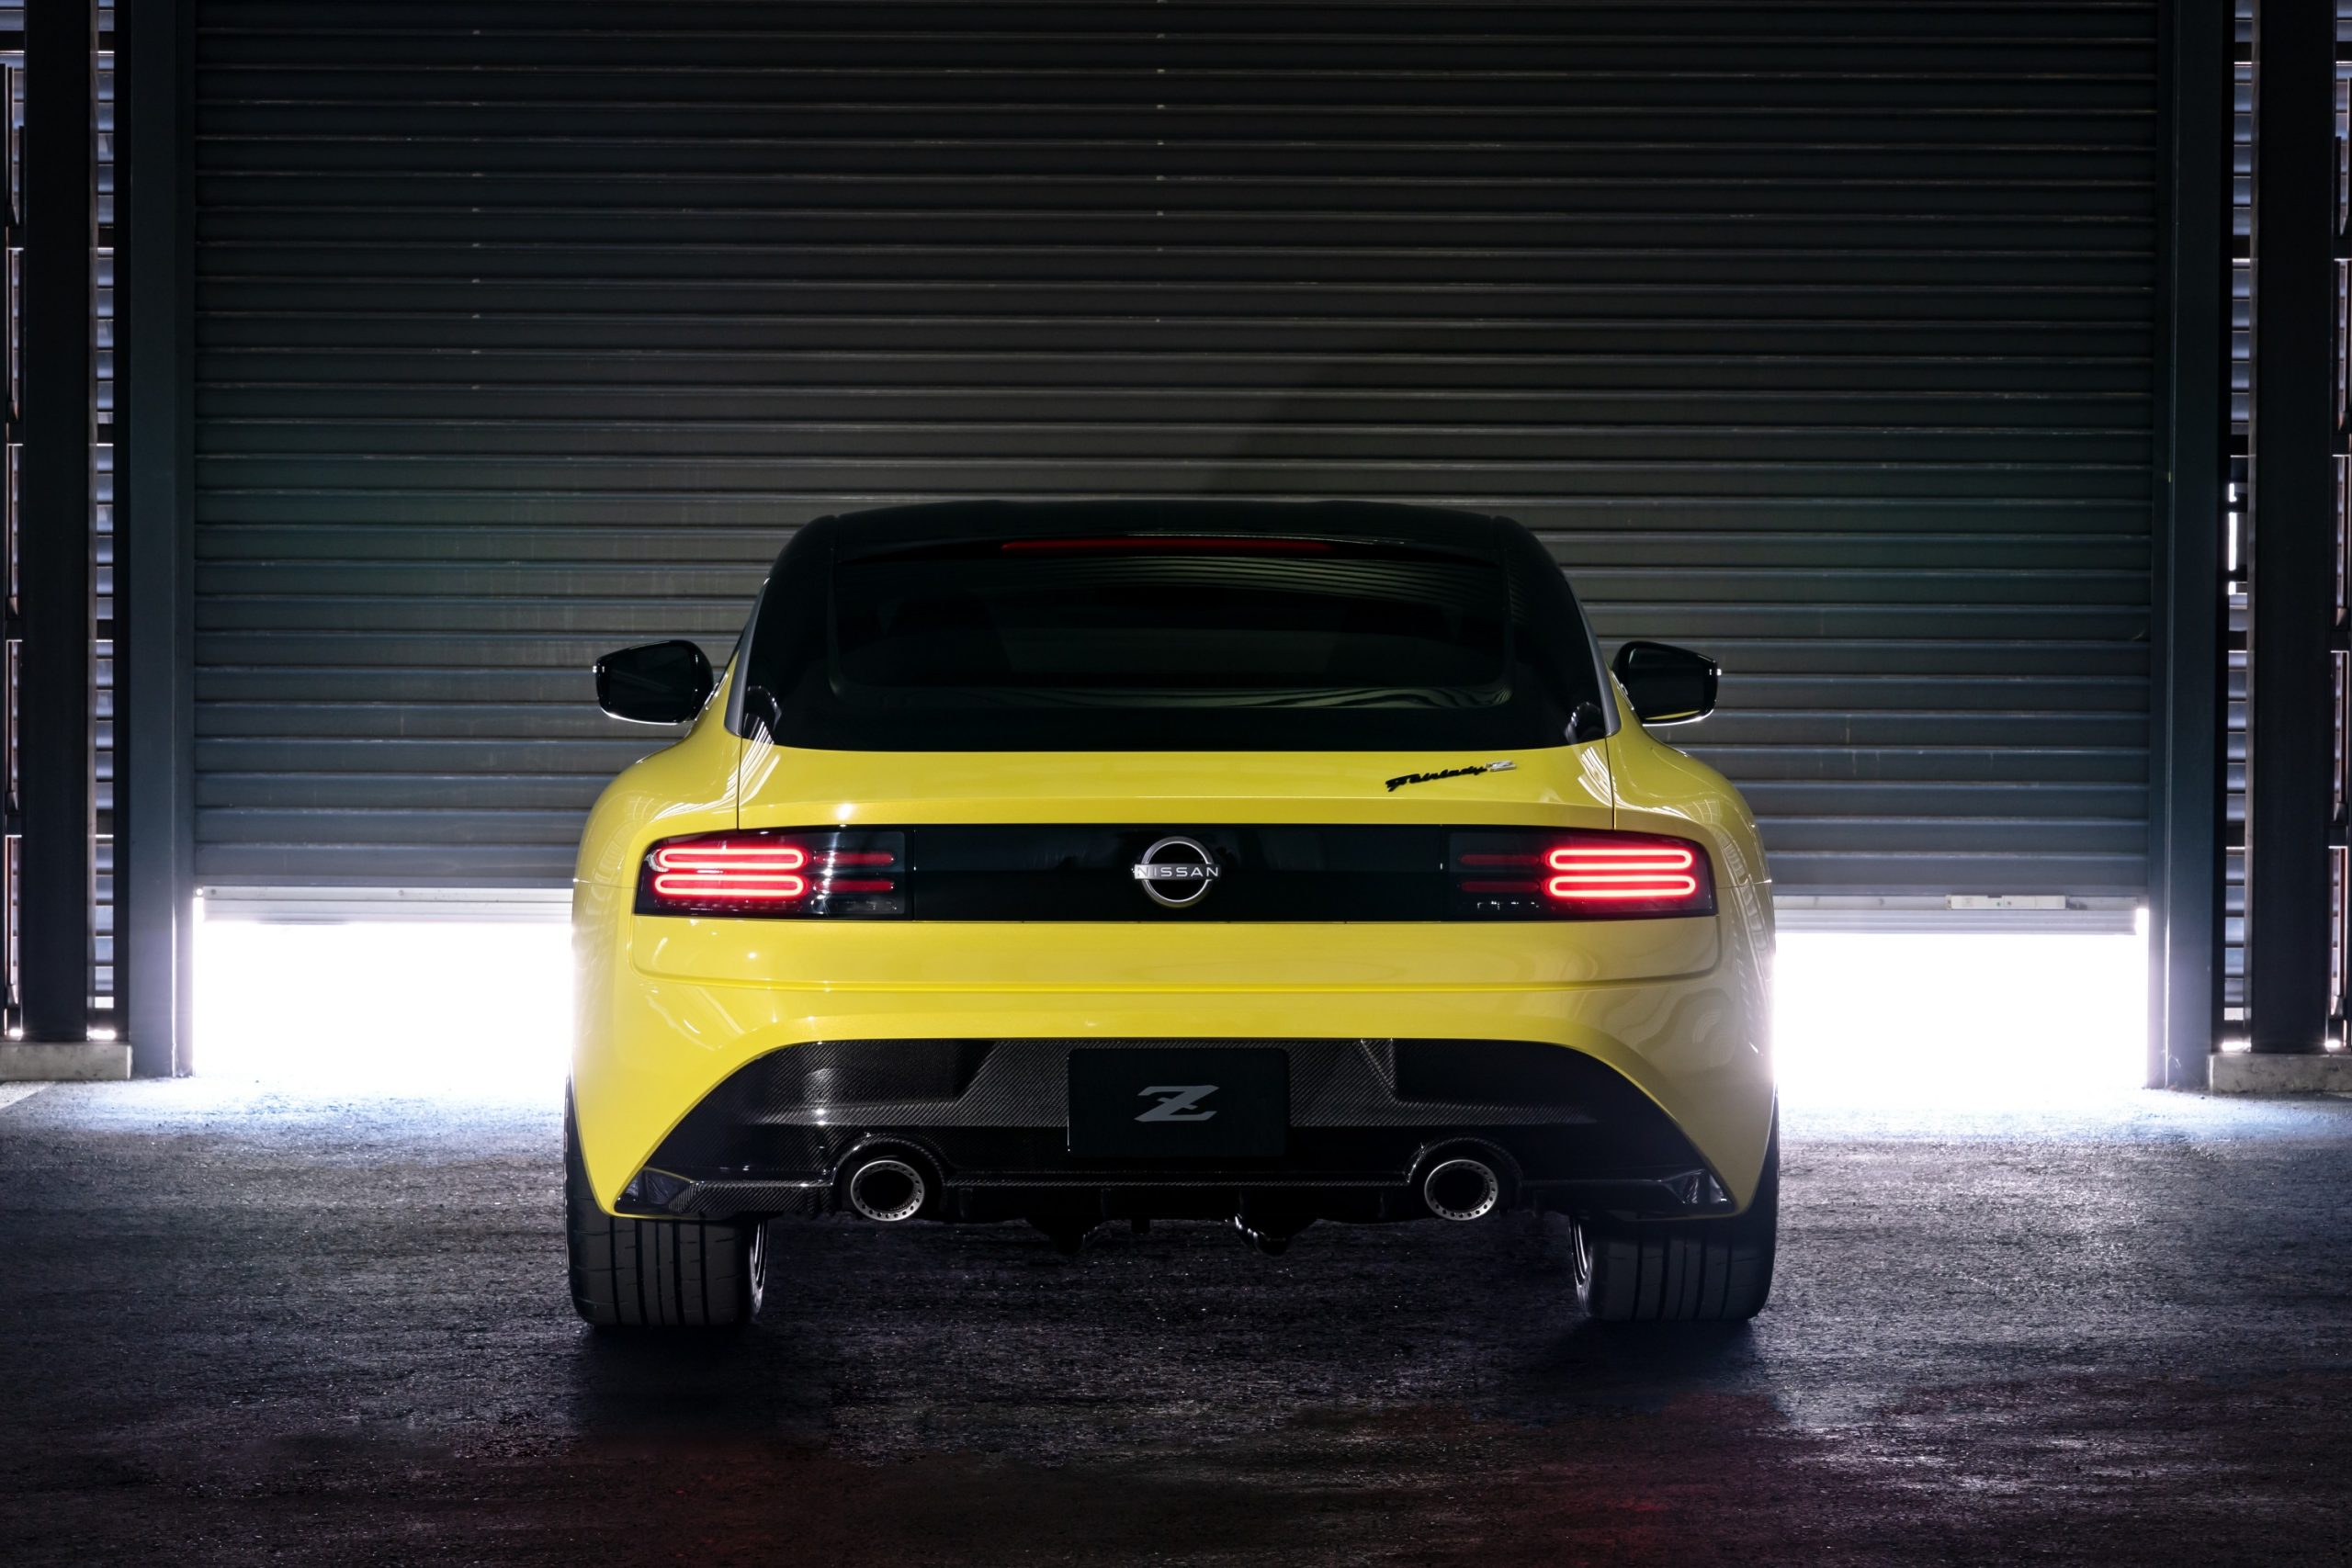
top-left (633, 826), bottom-right (1715, 920)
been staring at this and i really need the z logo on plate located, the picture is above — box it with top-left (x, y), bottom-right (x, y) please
top-left (1134, 1084), bottom-right (1220, 1123)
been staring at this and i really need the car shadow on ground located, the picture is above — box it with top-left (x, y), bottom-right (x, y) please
top-left (559, 1212), bottom-right (1770, 1449)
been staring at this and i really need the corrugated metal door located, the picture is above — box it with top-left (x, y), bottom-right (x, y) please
top-left (192, 2), bottom-right (2159, 895)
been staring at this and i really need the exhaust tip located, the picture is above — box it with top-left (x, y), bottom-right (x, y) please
top-left (846, 1156), bottom-right (927, 1223)
top-left (1421, 1156), bottom-right (1501, 1223)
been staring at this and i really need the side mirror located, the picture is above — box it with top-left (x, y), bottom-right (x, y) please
top-left (594, 640), bottom-right (714, 725)
top-left (1611, 640), bottom-right (1718, 726)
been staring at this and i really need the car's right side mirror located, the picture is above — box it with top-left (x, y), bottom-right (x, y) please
top-left (594, 639), bottom-right (715, 725)
top-left (1611, 640), bottom-right (1719, 726)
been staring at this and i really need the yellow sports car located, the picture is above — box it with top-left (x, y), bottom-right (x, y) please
top-left (568, 502), bottom-right (1776, 1328)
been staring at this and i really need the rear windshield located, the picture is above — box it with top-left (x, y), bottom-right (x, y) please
top-left (738, 515), bottom-right (1607, 751)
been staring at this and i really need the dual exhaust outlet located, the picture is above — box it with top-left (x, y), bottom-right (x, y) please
top-left (841, 1148), bottom-right (1504, 1225)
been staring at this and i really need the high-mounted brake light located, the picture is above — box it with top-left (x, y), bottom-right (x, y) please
top-left (999, 536), bottom-right (1333, 554)
top-left (637, 830), bottom-right (907, 918)
top-left (1450, 829), bottom-right (1714, 919)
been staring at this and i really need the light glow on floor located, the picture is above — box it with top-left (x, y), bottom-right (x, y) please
top-left (194, 913), bottom-right (572, 1093)
top-left (193, 910), bottom-right (2151, 1107)
top-left (1772, 929), bottom-right (2149, 1109)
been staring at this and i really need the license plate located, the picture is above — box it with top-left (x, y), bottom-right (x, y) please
top-left (1067, 1047), bottom-right (1288, 1158)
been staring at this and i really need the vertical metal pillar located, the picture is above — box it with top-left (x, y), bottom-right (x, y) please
top-left (2153, 0), bottom-right (2230, 1085)
top-left (2245, 0), bottom-right (2336, 1054)
top-left (17, 0), bottom-right (96, 1043)
top-left (118, 0), bottom-right (194, 1076)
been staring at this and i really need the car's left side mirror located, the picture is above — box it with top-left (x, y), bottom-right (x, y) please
top-left (594, 640), bottom-right (715, 725)
top-left (1611, 640), bottom-right (1719, 726)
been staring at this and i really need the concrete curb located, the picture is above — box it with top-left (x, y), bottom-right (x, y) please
top-left (0, 1043), bottom-right (130, 1081)
top-left (2210, 1053), bottom-right (2352, 1093)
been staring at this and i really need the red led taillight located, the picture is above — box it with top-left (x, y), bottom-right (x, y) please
top-left (636, 830), bottom-right (907, 918)
top-left (1451, 829), bottom-right (1714, 919)
top-left (647, 838), bottom-right (808, 903)
top-left (1543, 841), bottom-right (1702, 903)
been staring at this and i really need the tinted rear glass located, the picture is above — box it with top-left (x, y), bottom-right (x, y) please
top-left (741, 516), bottom-right (1606, 751)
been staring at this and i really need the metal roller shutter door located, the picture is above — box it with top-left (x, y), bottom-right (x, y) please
top-left (192, 1), bottom-right (2158, 895)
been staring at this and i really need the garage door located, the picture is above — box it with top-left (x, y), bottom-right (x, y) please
top-left (192, 2), bottom-right (2158, 896)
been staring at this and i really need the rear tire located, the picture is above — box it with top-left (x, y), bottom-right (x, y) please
top-left (564, 1096), bottom-right (765, 1329)
top-left (1577, 1114), bottom-right (1778, 1324)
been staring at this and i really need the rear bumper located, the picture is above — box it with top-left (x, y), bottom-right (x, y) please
top-left (571, 886), bottom-right (1776, 1217)
top-left (612, 1037), bottom-right (1737, 1226)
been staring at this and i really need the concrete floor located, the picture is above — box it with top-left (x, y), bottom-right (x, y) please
top-left (3, 1082), bottom-right (2350, 1565)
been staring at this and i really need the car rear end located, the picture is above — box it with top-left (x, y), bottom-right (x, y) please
top-left (569, 502), bottom-right (1775, 1320)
